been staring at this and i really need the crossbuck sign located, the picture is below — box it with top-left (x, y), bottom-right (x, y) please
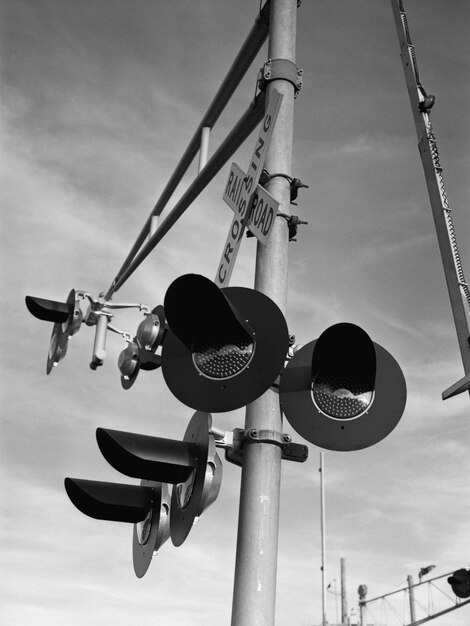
top-left (223, 163), bottom-right (280, 245)
top-left (215, 89), bottom-right (283, 287)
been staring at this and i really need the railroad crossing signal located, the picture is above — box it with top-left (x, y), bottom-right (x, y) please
top-left (280, 323), bottom-right (407, 451)
top-left (215, 88), bottom-right (282, 287)
top-left (447, 569), bottom-right (470, 598)
top-left (25, 290), bottom-right (83, 373)
top-left (65, 411), bottom-right (222, 577)
top-left (160, 273), bottom-right (289, 412)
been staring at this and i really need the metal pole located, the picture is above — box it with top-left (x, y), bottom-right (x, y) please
top-left (333, 579), bottom-right (339, 624)
top-left (407, 575), bottom-right (417, 624)
top-left (320, 453), bottom-right (327, 626)
top-left (230, 0), bottom-right (297, 624)
top-left (359, 602), bottom-right (365, 626)
top-left (341, 558), bottom-right (348, 625)
top-left (358, 585), bottom-right (367, 626)
top-left (149, 215), bottom-right (159, 238)
top-left (90, 313), bottom-right (108, 368)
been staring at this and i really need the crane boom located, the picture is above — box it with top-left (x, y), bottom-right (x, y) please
top-left (390, 0), bottom-right (470, 400)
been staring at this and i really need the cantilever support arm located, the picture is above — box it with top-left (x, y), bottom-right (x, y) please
top-left (105, 1), bottom-right (271, 299)
top-left (107, 93), bottom-right (266, 295)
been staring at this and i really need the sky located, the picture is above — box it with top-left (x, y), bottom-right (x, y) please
top-left (1, 0), bottom-right (470, 625)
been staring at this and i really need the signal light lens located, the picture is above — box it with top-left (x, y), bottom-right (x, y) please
top-left (136, 508), bottom-right (154, 546)
top-left (133, 480), bottom-right (171, 577)
top-left (170, 412), bottom-right (222, 547)
top-left (175, 468), bottom-right (197, 510)
top-left (47, 323), bottom-right (69, 373)
top-left (312, 373), bottom-right (374, 419)
top-left (192, 334), bottom-right (254, 379)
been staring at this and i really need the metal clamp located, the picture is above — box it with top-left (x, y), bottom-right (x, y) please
top-left (277, 213), bottom-right (308, 242)
top-left (107, 324), bottom-right (133, 343)
top-left (258, 58), bottom-right (304, 97)
top-left (261, 170), bottom-right (309, 203)
top-left (247, 428), bottom-right (286, 447)
top-left (215, 427), bottom-right (308, 466)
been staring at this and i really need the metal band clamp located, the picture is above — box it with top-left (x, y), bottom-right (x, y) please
top-left (214, 427), bottom-right (308, 465)
top-left (258, 58), bottom-right (303, 97)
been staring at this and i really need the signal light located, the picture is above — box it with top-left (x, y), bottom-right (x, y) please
top-left (279, 323), bottom-right (407, 451)
top-left (65, 477), bottom-right (170, 578)
top-left (65, 411), bottom-right (222, 575)
top-left (26, 290), bottom-right (83, 373)
top-left (161, 274), bottom-right (289, 412)
top-left (447, 569), bottom-right (470, 599)
top-left (118, 305), bottom-right (166, 389)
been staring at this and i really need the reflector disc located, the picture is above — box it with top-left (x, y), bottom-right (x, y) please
top-left (132, 480), bottom-right (171, 578)
top-left (45, 290), bottom-right (82, 374)
top-left (170, 411), bottom-right (222, 547)
top-left (47, 322), bottom-right (69, 374)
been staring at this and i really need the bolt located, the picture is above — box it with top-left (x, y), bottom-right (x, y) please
top-left (250, 429), bottom-right (259, 439)
top-left (283, 434), bottom-right (292, 443)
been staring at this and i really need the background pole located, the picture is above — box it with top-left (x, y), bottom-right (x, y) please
top-left (358, 585), bottom-right (367, 626)
top-left (230, 0), bottom-right (298, 624)
top-left (341, 558), bottom-right (348, 625)
top-left (320, 452), bottom-right (327, 626)
top-left (407, 574), bottom-right (417, 624)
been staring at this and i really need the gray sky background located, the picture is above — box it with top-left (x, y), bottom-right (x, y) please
top-left (1, 1), bottom-right (470, 625)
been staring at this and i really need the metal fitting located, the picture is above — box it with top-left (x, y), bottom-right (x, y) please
top-left (222, 428), bottom-right (308, 466)
top-left (258, 58), bottom-right (304, 98)
top-left (277, 213), bottom-right (308, 242)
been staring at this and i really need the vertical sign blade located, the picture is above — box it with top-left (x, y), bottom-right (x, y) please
top-left (215, 89), bottom-right (283, 287)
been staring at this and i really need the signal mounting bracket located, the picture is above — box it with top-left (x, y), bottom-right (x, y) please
top-left (214, 427), bottom-right (308, 466)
